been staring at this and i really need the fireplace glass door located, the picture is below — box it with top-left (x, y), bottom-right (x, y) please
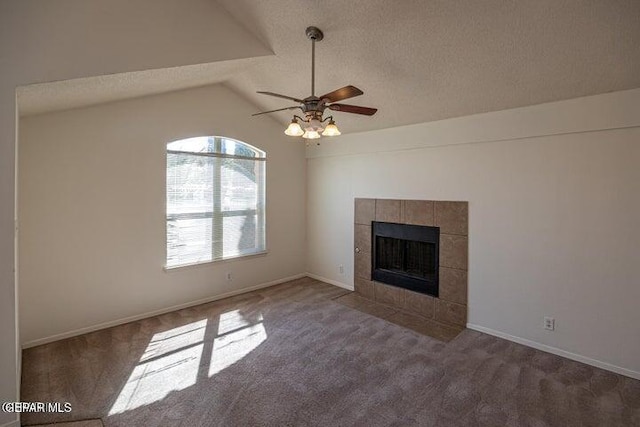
top-left (372, 222), bottom-right (439, 296)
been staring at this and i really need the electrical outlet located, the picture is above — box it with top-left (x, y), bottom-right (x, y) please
top-left (226, 272), bottom-right (232, 281)
top-left (339, 264), bottom-right (344, 275)
top-left (544, 316), bottom-right (555, 331)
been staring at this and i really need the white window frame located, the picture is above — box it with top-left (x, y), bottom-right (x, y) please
top-left (165, 136), bottom-right (266, 269)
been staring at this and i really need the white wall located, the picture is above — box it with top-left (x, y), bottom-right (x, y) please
top-left (306, 89), bottom-right (640, 377)
top-left (18, 84), bottom-right (306, 345)
top-left (1, 2), bottom-right (270, 420)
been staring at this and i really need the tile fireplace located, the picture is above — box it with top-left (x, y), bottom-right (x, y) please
top-left (354, 198), bottom-right (468, 332)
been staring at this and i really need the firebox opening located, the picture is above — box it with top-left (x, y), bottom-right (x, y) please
top-left (375, 236), bottom-right (436, 279)
top-left (372, 222), bottom-right (439, 297)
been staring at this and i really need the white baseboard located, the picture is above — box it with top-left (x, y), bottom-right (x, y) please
top-left (305, 273), bottom-right (353, 291)
top-left (467, 323), bottom-right (640, 381)
top-left (22, 273), bottom-right (307, 349)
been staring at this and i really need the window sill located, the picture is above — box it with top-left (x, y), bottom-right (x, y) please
top-left (163, 250), bottom-right (269, 272)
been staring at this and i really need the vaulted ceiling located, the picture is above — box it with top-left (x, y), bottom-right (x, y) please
top-left (18, 0), bottom-right (640, 135)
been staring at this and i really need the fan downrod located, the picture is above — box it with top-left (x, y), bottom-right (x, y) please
top-left (305, 26), bottom-right (323, 42)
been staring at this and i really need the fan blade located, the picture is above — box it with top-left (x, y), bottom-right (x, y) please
top-left (252, 106), bottom-right (300, 116)
top-left (328, 103), bottom-right (377, 116)
top-left (257, 91), bottom-right (304, 103)
top-left (320, 85), bottom-right (363, 103)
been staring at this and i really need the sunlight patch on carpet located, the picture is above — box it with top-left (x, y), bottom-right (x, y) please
top-left (108, 319), bottom-right (207, 415)
top-left (209, 311), bottom-right (266, 376)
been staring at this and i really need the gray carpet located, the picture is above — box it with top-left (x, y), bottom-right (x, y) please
top-left (28, 420), bottom-right (103, 427)
top-left (21, 277), bottom-right (640, 426)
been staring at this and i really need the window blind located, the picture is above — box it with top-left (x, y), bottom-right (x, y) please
top-left (166, 137), bottom-right (265, 268)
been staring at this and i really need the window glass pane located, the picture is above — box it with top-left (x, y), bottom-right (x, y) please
top-left (220, 214), bottom-right (260, 258)
top-left (221, 158), bottom-right (261, 212)
top-left (167, 136), bottom-right (216, 154)
top-left (167, 153), bottom-right (214, 215)
top-left (167, 217), bottom-right (213, 267)
top-left (221, 138), bottom-right (238, 156)
top-left (220, 138), bottom-right (265, 158)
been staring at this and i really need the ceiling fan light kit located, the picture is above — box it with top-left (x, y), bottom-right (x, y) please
top-left (284, 119), bottom-right (304, 136)
top-left (253, 26), bottom-right (377, 143)
top-left (322, 119), bottom-right (341, 136)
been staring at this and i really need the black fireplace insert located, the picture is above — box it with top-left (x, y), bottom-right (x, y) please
top-left (372, 221), bottom-right (439, 297)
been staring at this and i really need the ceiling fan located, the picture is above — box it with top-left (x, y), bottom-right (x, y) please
top-left (252, 26), bottom-right (377, 140)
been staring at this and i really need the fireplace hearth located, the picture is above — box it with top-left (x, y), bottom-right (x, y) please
top-left (372, 221), bottom-right (439, 297)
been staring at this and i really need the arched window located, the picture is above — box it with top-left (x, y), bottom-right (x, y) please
top-left (166, 136), bottom-right (266, 268)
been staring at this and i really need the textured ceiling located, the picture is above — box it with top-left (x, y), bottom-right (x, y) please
top-left (17, 58), bottom-right (264, 116)
top-left (19, 0), bottom-right (640, 135)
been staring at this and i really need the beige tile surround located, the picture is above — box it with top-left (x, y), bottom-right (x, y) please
top-left (354, 198), bottom-right (469, 332)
